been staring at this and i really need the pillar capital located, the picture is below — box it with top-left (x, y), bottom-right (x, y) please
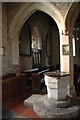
top-left (62, 28), bottom-right (69, 36)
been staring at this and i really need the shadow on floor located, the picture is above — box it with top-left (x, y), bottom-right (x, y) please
top-left (2, 108), bottom-right (26, 119)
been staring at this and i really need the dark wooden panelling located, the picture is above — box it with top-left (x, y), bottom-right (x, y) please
top-left (32, 74), bottom-right (40, 90)
top-left (2, 74), bottom-right (27, 104)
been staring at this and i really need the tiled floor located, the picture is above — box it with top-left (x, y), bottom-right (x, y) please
top-left (2, 88), bottom-right (46, 119)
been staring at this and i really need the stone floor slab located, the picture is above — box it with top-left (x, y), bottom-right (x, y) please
top-left (24, 94), bottom-right (45, 107)
top-left (24, 94), bottom-right (80, 118)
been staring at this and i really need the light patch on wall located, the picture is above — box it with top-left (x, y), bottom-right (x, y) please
top-left (0, 47), bottom-right (5, 56)
top-left (72, 36), bottom-right (76, 56)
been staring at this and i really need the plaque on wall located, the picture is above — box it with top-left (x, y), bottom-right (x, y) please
top-left (62, 44), bottom-right (69, 55)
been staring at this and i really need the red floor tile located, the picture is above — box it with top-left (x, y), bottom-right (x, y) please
top-left (3, 89), bottom-right (45, 118)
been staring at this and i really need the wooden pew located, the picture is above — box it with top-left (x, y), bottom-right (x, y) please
top-left (2, 73), bottom-right (27, 104)
top-left (32, 69), bottom-right (49, 91)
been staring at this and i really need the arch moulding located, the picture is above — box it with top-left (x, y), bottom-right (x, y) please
top-left (64, 2), bottom-right (80, 96)
top-left (9, 2), bottom-right (64, 38)
top-left (9, 2), bottom-right (64, 74)
top-left (65, 2), bottom-right (80, 34)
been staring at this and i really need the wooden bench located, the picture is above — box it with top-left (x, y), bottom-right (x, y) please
top-left (22, 68), bottom-right (39, 89)
top-left (32, 69), bottom-right (49, 90)
top-left (2, 73), bottom-right (27, 104)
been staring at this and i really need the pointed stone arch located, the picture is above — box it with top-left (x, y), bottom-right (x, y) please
top-left (9, 2), bottom-right (63, 36)
top-left (64, 2), bottom-right (80, 96)
top-left (65, 2), bottom-right (80, 34)
top-left (8, 2), bottom-right (63, 73)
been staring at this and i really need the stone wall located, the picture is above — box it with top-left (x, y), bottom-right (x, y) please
top-left (7, 2), bottom-right (23, 28)
top-left (52, 2), bottom-right (71, 17)
top-left (20, 56), bottom-right (32, 72)
top-left (2, 2), bottom-right (75, 75)
top-left (2, 3), bottom-right (11, 75)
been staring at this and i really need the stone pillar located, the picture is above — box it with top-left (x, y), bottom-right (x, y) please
top-left (59, 28), bottom-right (75, 96)
top-left (59, 32), bottom-right (69, 73)
top-left (69, 35), bottom-right (76, 96)
top-left (11, 37), bottom-right (20, 75)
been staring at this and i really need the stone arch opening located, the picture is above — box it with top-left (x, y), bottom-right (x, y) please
top-left (19, 21), bottom-right (32, 72)
top-left (31, 22), bottom-right (43, 68)
top-left (9, 2), bottom-right (63, 74)
top-left (19, 10), bottom-right (60, 72)
top-left (65, 2), bottom-right (80, 96)
top-left (65, 2), bottom-right (80, 34)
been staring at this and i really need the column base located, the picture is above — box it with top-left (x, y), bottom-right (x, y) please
top-left (67, 86), bottom-right (76, 97)
top-left (44, 95), bottom-right (71, 108)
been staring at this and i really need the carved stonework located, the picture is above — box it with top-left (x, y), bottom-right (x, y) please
top-left (51, 2), bottom-right (72, 17)
top-left (62, 28), bottom-right (69, 35)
